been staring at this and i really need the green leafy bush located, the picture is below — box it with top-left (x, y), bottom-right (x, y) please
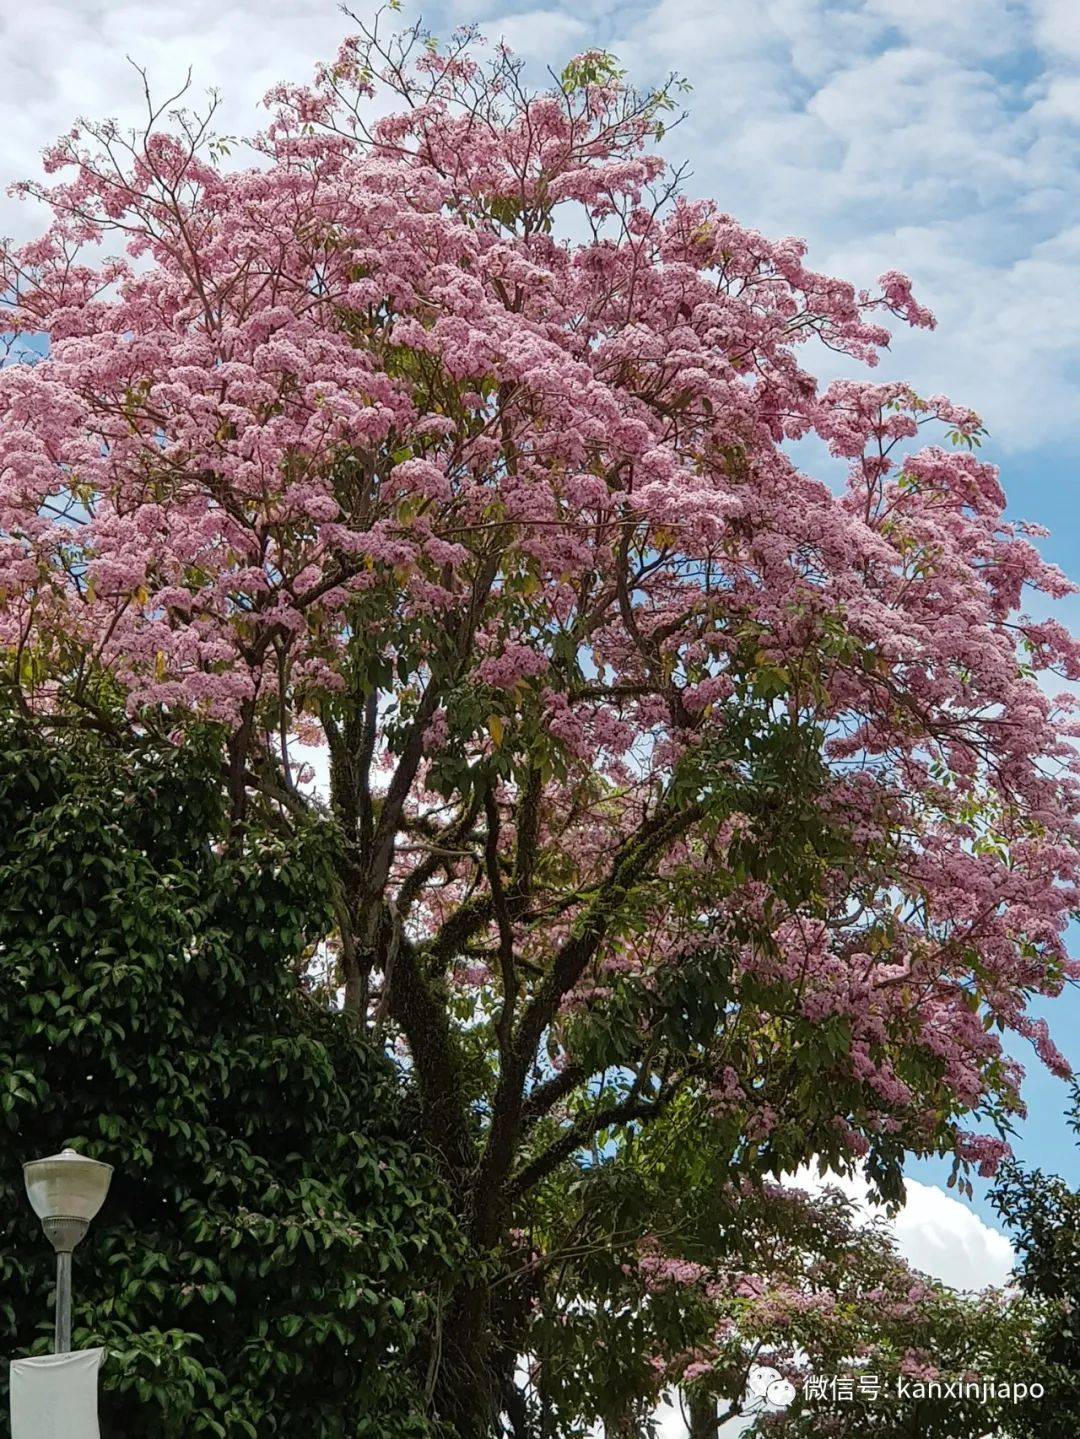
top-left (0, 721), bottom-right (460, 1437)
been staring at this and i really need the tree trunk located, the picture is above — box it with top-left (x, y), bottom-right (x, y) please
top-left (432, 1280), bottom-right (502, 1434)
top-left (433, 1262), bottom-right (540, 1435)
top-left (602, 1418), bottom-right (638, 1438)
top-left (687, 1391), bottom-right (719, 1439)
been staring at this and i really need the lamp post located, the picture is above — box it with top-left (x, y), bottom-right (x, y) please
top-left (23, 1148), bottom-right (113, 1354)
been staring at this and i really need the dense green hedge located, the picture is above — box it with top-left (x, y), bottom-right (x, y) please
top-left (993, 1134), bottom-right (1080, 1438)
top-left (0, 721), bottom-right (460, 1437)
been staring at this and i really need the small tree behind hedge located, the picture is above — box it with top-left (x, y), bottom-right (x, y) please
top-left (992, 1097), bottom-right (1080, 1438)
top-left (0, 718), bottom-right (460, 1438)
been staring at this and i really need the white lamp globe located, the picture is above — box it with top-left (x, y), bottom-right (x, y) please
top-left (24, 1148), bottom-right (113, 1238)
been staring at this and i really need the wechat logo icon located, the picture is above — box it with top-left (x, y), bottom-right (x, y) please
top-left (747, 1365), bottom-right (796, 1409)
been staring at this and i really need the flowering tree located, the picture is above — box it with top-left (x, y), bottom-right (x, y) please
top-left (522, 1103), bottom-right (1041, 1437)
top-left (2, 13), bottom-right (1078, 1431)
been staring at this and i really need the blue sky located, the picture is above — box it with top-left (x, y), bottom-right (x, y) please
top-left (3, 0), bottom-right (1079, 1264)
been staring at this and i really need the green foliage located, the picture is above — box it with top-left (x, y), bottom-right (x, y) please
top-left (520, 1108), bottom-right (1041, 1438)
top-left (559, 50), bottom-right (626, 93)
top-left (0, 720), bottom-right (461, 1437)
top-left (992, 1096), bottom-right (1080, 1437)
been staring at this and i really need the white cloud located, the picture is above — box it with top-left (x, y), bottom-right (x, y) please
top-left (891, 1179), bottom-right (1015, 1290)
top-left (792, 1168), bottom-right (1015, 1291)
top-left (1030, 0), bottom-right (1080, 63)
top-left (479, 9), bottom-right (589, 55)
top-left (0, 3), bottom-right (350, 237)
top-left (1032, 74), bottom-right (1080, 122)
top-left (864, 0), bottom-right (1029, 59)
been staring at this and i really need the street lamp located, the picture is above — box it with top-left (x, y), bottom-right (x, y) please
top-left (23, 1148), bottom-right (113, 1354)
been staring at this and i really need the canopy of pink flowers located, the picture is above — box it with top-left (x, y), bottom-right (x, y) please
top-left (2, 30), bottom-right (1078, 1183)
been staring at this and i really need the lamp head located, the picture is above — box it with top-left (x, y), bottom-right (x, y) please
top-left (23, 1148), bottom-right (113, 1254)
